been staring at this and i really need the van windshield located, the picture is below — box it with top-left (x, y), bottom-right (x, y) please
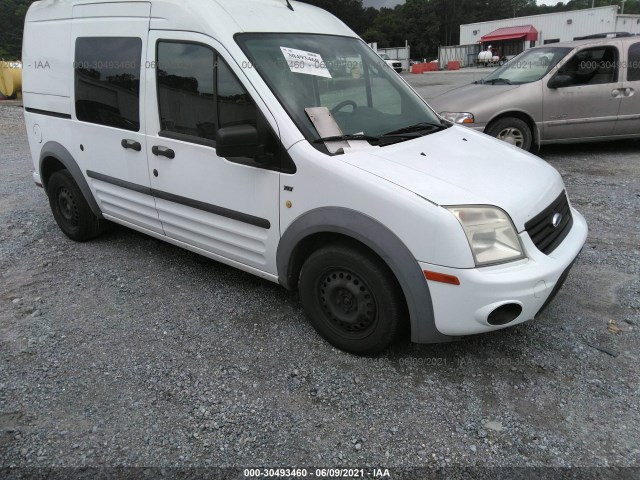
top-left (236, 34), bottom-right (445, 147)
top-left (482, 47), bottom-right (572, 85)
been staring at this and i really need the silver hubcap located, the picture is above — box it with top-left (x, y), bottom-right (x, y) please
top-left (496, 127), bottom-right (524, 148)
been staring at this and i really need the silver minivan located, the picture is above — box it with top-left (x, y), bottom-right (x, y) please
top-left (430, 37), bottom-right (640, 151)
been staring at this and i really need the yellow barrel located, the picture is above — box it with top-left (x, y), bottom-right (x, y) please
top-left (0, 61), bottom-right (22, 97)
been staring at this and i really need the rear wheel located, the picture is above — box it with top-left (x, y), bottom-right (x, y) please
top-left (486, 117), bottom-right (533, 151)
top-left (47, 170), bottom-right (103, 242)
top-left (299, 244), bottom-right (405, 355)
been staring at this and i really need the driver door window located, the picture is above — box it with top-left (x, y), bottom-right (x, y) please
top-left (557, 46), bottom-right (619, 86)
top-left (157, 42), bottom-right (216, 140)
top-left (157, 41), bottom-right (257, 144)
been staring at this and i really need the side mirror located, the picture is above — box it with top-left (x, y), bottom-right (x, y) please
top-left (216, 124), bottom-right (260, 158)
top-left (548, 74), bottom-right (573, 89)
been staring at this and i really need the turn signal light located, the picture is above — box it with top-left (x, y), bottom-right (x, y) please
top-left (423, 270), bottom-right (460, 286)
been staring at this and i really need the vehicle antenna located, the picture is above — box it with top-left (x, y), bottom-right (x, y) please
top-left (286, 0), bottom-right (294, 11)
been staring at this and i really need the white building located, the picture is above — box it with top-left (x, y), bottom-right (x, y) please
top-left (460, 6), bottom-right (640, 57)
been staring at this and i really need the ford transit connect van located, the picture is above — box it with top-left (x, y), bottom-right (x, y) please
top-left (23, 0), bottom-right (588, 355)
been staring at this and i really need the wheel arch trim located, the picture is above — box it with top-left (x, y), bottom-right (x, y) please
top-left (39, 141), bottom-right (103, 219)
top-left (277, 207), bottom-right (452, 344)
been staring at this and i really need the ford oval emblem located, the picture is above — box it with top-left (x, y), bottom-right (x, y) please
top-left (552, 213), bottom-right (563, 228)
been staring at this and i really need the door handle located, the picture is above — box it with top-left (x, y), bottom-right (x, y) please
top-left (121, 139), bottom-right (142, 151)
top-left (152, 145), bottom-right (175, 159)
top-left (624, 88), bottom-right (634, 97)
top-left (612, 89), bottom-right (622, 98)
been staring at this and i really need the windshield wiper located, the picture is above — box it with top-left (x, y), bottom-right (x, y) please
top-left (487, 78), bottom-right (513, 85)
top-left (313, 134), bottom-right (380, 144)
top-left (381, 122), bottom-right (446, 137)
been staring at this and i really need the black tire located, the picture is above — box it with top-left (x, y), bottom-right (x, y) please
top-left (486, 117), bottom-right (533, 151)
top-left (298, 244), bottom-right (405, 355)
top-left (47, 170), bottom-right (103, 242)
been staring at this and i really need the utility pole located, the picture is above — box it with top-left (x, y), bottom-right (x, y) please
top-left (621, 0), bottom-right (627, 14)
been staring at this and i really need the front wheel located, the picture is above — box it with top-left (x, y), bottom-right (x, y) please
top-left (298, 244), bottom-right (406, 355)
top-left (47, 169), bottom-right (104, 242)
top-left (486, 117), bottom-right (533, 151)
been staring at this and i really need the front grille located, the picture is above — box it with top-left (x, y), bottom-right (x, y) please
top-left (525, 191), bottom-right (573, 255)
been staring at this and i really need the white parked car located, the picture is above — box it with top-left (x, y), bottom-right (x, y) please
top-left (22, 0), bottom-right (587, 355)
top-left (378, 52), bottom-right (403, 73)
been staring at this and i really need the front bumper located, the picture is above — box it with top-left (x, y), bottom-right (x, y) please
top-left (420, 208), bottom-right (588, 336)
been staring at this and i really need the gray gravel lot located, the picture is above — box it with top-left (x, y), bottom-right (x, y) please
top-left (1, 75), bottom-right (639, 477)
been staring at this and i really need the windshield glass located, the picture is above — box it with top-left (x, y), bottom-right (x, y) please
top-left (483, 47), bottom-right (572, 84)
top-left (236, 34), bottom-right (443, 144)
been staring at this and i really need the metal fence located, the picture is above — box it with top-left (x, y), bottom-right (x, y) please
top-left (438, 44), bottom-right (481, 70)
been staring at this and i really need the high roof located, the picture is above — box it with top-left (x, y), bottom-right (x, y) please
top-left (26, 0), bottom-right (355, 41)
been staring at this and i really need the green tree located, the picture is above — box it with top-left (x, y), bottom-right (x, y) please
top-left (299, 0), bottom-right (373, 33)
top-left (361, 29), bottom-right (389, 46)
top-left (401, 0), bottom-right (440, 56)
top-left (0, 0), bottom-right (32, 59)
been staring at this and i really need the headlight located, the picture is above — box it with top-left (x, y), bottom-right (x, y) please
top-left (446, 206), bottom-right (524, 267)
top-left (440, 112), bottom-right (474, 124)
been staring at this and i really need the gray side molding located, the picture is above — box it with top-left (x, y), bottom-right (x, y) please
top-left (39, 141), bottom-right (103, 219)
top-left (277, 207), bottom-right (452, 344)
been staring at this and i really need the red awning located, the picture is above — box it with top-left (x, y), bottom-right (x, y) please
top-left (481, 25), bottom-right (539, 43)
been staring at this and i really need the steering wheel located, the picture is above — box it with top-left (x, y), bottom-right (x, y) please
top-left (331, 100), bottom-right (358, 115)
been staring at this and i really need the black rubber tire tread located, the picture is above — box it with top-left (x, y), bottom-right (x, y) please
top-left (299, 243), bottom-right (405, 356)
top-left (47, 169), bottom-right (103, 242)
top-left (486, 117), bottom-right (533, 152)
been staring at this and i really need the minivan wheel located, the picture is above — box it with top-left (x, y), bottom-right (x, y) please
top-left (486, 117), bottom-right (532, 151)
top-left (299, 244), bottom-right (405, 355)
top-left (47, 170), bottom-right (103, 242)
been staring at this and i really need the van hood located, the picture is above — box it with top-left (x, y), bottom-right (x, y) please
top-left (429, 83), bottom-right (520, 116)
top-left (340, 125), bottom-right (564, 232)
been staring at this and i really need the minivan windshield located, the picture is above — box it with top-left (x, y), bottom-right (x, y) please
top-left (482, 47), bottom-right (572, 85)
top-left (236, 34), bottom-right (445, 147)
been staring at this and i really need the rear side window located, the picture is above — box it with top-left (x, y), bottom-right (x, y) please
top-left (628, 42), bottom-right (640, 82)
top-left (74, 37), bottom-right (142, 131)
top-left (157, 41), bottom-right (256, 143)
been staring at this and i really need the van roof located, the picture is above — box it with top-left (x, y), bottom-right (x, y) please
top-left (26, 0), bottom-right (356, 40)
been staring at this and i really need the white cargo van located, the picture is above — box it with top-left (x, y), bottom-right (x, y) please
top-left (23, 0), bottom-right (588, 355)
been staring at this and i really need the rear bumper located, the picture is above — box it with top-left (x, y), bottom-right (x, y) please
top-left (419, 208), bottom-right (588, 337)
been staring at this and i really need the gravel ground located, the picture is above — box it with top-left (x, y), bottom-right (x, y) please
top-left (1, 93), bottom-right (639, 478)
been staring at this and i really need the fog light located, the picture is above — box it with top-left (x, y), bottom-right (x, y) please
top-left (487, 303), bottom-right (523, 326)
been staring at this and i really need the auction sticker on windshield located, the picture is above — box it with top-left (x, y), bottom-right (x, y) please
top-left (280, 47), bottom-right (332, 78)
